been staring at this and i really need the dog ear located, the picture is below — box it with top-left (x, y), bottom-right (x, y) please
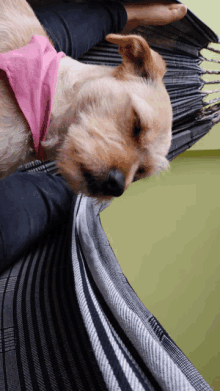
top-left (105, 34), bottom-right (166, 80)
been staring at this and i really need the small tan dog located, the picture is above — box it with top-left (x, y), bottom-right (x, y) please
top-left (0, 0), bottom-right (173, 201)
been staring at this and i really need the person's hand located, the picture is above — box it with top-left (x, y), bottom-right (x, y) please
top-left (121, 2), bottom-right (187, 34)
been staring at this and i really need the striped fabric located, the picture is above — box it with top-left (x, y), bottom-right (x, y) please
top-left (0, 207), bottom-right (108, 391)
top-left (0, 160), bottom-right (214, 390)
top-left (1, 1), bottom-right (219, 389)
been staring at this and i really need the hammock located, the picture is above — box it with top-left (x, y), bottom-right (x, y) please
top-left (2, 2), bottom-right (219, 390)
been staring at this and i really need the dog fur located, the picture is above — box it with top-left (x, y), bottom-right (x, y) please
top-left (0, 0), bottom-right (172, 201)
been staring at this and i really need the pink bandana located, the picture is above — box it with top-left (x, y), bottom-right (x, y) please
top-left (0, 35), bottom-right (66, 160)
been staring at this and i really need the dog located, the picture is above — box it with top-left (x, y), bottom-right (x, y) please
top-left (0, 0), bottom-right (172, 201)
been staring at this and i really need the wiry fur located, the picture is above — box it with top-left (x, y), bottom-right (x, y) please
top-left (0, 0), bottom-right (172, 201)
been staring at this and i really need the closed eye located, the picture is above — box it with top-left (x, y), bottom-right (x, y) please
top-left (133, 114), bottom-right (141, 139)
top-left (133, 125), bottom-right (141, 138)
top-left (137, 167), bottom-right (145, 175)
top-left (133, 167), bottom-right (146, 182)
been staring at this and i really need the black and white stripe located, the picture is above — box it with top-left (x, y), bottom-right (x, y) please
top-left (71, 194), bottom-right (213, 390)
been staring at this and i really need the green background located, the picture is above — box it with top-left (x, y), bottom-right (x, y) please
top-left (101, 1), bottom-right (220, 389)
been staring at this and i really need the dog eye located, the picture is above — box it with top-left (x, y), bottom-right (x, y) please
top-left (133, 125), bottom-right (141, 138)
top-left (133, 167), bottom-right (145, 182)
top-left (132, 112), bottom-right (141, 140)
top-left (137, 167), bottom-right (145, 175)
top-left (137, 58), bottom-right (143, 67)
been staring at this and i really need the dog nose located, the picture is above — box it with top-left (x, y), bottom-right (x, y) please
top-left (105, 170), bottom-right (125, 197)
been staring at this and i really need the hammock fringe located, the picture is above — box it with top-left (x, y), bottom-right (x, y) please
top-left (200, 56), bottom-right (220, 64)
top-left (202, 89), bottom-right (220, 95)
top-left (207, 45), bottom-right (220, 54)
top-left (203, 80), bottom-right (220, 85)
top-left (204, 96), bottom-right (220, 105)
top-left (201, 69), bottom-right (220, 75)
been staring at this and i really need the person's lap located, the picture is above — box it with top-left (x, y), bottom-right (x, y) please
top-left (32, 1), bottom-right (127, 58)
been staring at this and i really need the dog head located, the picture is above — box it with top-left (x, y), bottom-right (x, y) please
top-left (55, 34), bottom-right (172, 201)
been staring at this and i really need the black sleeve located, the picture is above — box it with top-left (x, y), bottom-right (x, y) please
top-left (0, 172), bottom-right (75, 271)
top-left (32, 1), bottom-right (127, 58)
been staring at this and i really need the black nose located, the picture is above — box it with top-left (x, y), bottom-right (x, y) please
top-left (105, 170), bottom-right (125, 197)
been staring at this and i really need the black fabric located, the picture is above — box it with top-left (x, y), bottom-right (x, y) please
top-left (0, 172), bottom-right (74, 270)
top-left (33, 1), bottom-right (127, 58)
top-left (0, 203), bottom-right (109, 391)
